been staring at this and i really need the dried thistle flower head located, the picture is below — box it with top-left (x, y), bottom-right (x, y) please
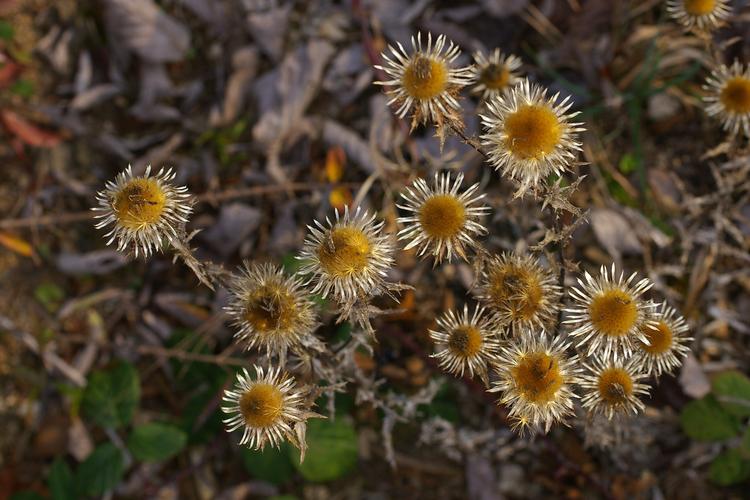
top-left (636, 302), bottom-right (691, 376)
top-left (480, 79), bottom-right (584, 197)
top-left (667, 0), bottom-right (731, 31)
top-left (374, 32), bottom-right (474, 147)
top-left (397, 172), bottom-right (489, 264)
top-left (298, 206), bottom-right (395, 305)
top-left (704, 60), bottom-right (750, 138)
top-left (93, 165), bottom-right (192, 258)
top-left (225, 262), bottom-right (319, 362)
top-left (580, 357), bottom-right (649, 420)
top-left (564, 264), bottom-right (656, 361)
top-left (429, 304), bottom-right (501, 385)
top-left (477, 253), bottom-right (561, 332)
top-left (489, 332), bottom-right (581, 434)
top-left (222, 365), bottom-right (311, 454)
top-left (471, 49), bottom-right (522, 100)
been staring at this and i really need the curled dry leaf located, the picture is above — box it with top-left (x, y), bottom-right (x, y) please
top-left (0, 109), bottom-right (62, 147)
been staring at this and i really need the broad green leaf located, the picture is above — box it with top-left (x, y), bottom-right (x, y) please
top-left (290, 419), bottom-right (358, 482)
top-left (48, 457), bottom-right (75, 500)
top-left (681, 395), bottom-right (740, 441)
top-left (712, 371), bottom-right (750, 417)
top-left (242, 443), bottom-right (295, 484)
top-left (0, 20), bottom-right (14, 40)
top-left (709, 448), bottom-right (750, 486)
top-left (9, 493), bottom-right (45, 500)
top-left (179, 385), bottom-right (226, 445)
top-left (740, 426), bottom-right (750, 460)
top-left (128, 423), bottom-right (187, 462)
top-left (81, 362), bottom-right (140, 429)
top-left (75, 443), bottom-right (125, 496)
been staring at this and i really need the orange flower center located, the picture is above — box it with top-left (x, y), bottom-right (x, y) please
top-left (239, 383), bottom-right (284, 428)
top-left (720, 77), bottom-right (750, 115)
top-left (317, 226), bottom-right (371, 277)
top-left (512, 352), bottom-right (563, 404)
top-left (112, 178), bottom-right (167, 230)
top-left (419, 194), bottom-right (466, 240)
top-left (480, 63), bottom-right (511, 90)
top-left (244, 285), bottom-right (298, 334)
top-left (487, 264), bottom-right (544, 322)
top-left (504, 105), bottom-right (562, 160)
top-left (683, 0), bottom-right (716, 16)
top-left (447, 325), bottom-right (483, 358)
top-left (588, 289), bottom-right (638, 337)
top-left (597, 367), bottom-right (634, 405)
top-left (639, 321), bottom-right (673, 355)
top-left (402, 55), bottom-right (448, 100)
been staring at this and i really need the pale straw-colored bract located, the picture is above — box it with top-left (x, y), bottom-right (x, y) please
top-left (667, 0), bottom-right (731, 31)
top-left (480, 78), bottom-right (584, 197)
top-left (636, 302), bottom-right (692, 376)
top-left (580, 357), bottom-right (649, 420)
top-left (470, 49), bottom-right (523, 100)
top-left (222, 365), bottom-right (306, 451)
top-left (489, 331), bottom-right (581, 434)
top-left (429, 304), bottom-right (500, 386)
top-left (704, 60), bottom-right (750, 139)
top-left (564, 264), bottom-right (656, 361)
top-left (224, 262), bottom-right (319, 362)
top-left (397, 172), bottom-right (489, 264)
top-left (92, 165), bottom-right (192, 259)
top-left (374, 32), bottom-right (474, 131)
top-left (297, 206), bottom-right (395, 304)
top-left (477, 253), bottom-right (561, 333)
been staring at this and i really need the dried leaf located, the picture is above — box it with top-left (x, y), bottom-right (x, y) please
top-left (590, 207), bottom-right (642, 261)
top-left (0, 230), bottom-right (34, 257)
top-left (0, 109), bottom-right (62, 147)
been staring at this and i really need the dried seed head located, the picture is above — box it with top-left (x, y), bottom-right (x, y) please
top-left (477, 253), bottom-right (561, 332)
top-left (636, 302), bottom-right (692, 376)
top-left (704, 61), bottom-right (750, 138)
top-left (397, 172), bottom-right (489, 264)
top-left (580, 357), bottom-right (649, 420)
top-left (564, 264), bottom-right (656, 361)
top-left (471, 49), bottom-right (522, 100)
top-left (480, 79), bottom-right (584, 197)
top-left (667, 0), bottom-right (731, 31)
top-left (222, 366), bottom-right (308, 451)
top-left (93, 165), bottom-right (192, 258)
top-left (298, 206), bottom-right (395, 305)
top-left (374, 32), bottom-right (475, 146)
top-left (225, 262), bottom-right (318, 361)
top-left (430, 304), bottom-right (501, 385)
top-left (490, 332), bottom-right (581, 434)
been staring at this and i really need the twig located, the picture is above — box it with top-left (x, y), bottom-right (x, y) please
top-left (449, 123), bottom-right (490, 161)
top-left (137, 344), bottom-right (248, 367)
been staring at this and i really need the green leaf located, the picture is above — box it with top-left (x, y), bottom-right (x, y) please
top-left (242, 443), bottom-right (296, 484)
top-left (34, 282), bottom-right (65, 312)
top-left (10, 79), bottom-right (34, 99)
top-left (290, 419), bottom-right (358, 482)
top-left (179, 385), bottom-right (226, 445)
top-left (48, 457), bottom-right (75, 500)
top-left (128, 423), bottom-right (187, 462)
top-left (75, 443), bottom-right (125, 496)
top-left (81, 362), bottom-right (140, 429)
top-left (712, 371), bottom-right (750, 417)
top-left (709, 448), bottom-right (750, 486)
top-left (0, 20), bottom-right (14, 41)
top-left (681, 395), bottom-right (741, 441)
top-left (740, 426), bottom-right (750, 460)
top-left (10, 493), bottom-right (45, 500)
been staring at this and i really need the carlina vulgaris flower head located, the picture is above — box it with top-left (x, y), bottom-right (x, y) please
top-left (704, 60), bottom-right (750, 139)
top-left (374, 32), bottom-right (475, 148)
top-left (667, 0), bottom-right (731, 31)
top-left (224, 262), bottom-right (321, 365)
top-left (580, 356), bottom-right (650, 420)
top-left (429, 303), bottom-right (501, 386)
top-left (470, 49), bottom-right (522, 100)
top-left (297, 205), bottom-right (396, 307)
top-left (635, 301), bottom-right (692, 377)
top-left (476, 252), bottom-right (561, 334)
top-left (489, 331), bottom-right (581, 435)
top-left (480, 78), bottom-right (585, 197)
top-left (397, 171), bottom-right (490, 265)
top-left (92, 165), bottom-right (193, 259)
top-left (564, 263), bottom-right (657, 362)
top-left (222, 365), bottom-right (319, 460)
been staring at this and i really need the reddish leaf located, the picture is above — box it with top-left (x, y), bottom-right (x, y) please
top-left (0, 60), bottom-right (21, 89)
top-left (0, 109), bottom-right (62, 147)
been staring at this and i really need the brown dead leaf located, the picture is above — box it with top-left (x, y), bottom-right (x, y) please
top-left (0, 110), bottom-right (62, 147)
top-left (0, 231), bottom-right (34, 257)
